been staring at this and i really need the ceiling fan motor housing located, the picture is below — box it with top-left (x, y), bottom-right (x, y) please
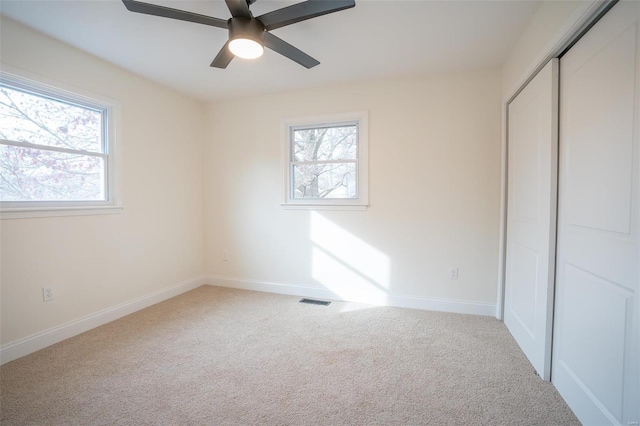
top-left (228, 17), bottom-right (265, 45)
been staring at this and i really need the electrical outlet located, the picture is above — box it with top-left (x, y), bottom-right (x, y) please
top-left (449, 268), bottom-right (459, 280)
top-left (223, 251), bottom-right (229, 262)
top-left (42, 287), bottom-right (54, 302)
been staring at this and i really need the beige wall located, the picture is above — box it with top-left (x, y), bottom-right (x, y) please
top-left (204, 69), bottom-right (503, 307)
top-left (0, 18), bottom-right (205, 345)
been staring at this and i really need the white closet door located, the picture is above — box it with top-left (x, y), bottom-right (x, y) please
top-left (554, 1), bottom-right (640, 424)
top-left (504, 59), bottom-right (558, 381)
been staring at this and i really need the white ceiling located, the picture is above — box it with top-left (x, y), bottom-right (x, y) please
top-left (0, 0), bottom-right (540, 101)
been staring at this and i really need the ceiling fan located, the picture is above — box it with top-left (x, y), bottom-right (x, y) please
top-left (122, 0), bottom-right (356, 69)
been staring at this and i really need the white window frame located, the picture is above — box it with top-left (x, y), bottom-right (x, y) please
top-left (0, 70), bottom-right (122, 219)
top-left (282, 111), bottom-right (369, 210)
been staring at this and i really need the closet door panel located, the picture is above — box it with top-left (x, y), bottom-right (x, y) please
top-left (554, 1), bottom-right (640, 424)
top-left (504, 59), bottom-right (558, 381)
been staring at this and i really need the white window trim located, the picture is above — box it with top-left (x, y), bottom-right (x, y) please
top-left (282, 111), bottom-right (369, 210)
top-left (0, 68), bottom-right (123, 219)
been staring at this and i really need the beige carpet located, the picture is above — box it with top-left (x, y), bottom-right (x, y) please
top-left (1, 286), bottom-right (578, 425)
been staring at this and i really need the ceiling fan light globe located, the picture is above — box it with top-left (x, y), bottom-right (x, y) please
top-left (229, 38), bottom-right (264, 59)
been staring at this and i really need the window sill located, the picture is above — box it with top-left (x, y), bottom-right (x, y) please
top-left (281, 203), bottom-right (368, 211)
top-left (1, 205), bottom-right (124, 220)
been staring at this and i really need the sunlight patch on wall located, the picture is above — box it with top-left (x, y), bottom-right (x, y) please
top-left (310, 212), bottom-right (390, 307)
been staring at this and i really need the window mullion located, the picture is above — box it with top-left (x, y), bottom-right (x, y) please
top-left (0, 139), bottom-right (107, 158)
top-left (290, 159), bottom-right (356, 166)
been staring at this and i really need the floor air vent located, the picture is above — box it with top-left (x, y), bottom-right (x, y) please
top-left (299, 298), bottom-right (331, 306)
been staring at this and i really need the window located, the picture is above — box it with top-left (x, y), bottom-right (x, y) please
top-left (0, 73), bottom-right (119, 217)
top-left (283, 111), bottom-right (368, 209)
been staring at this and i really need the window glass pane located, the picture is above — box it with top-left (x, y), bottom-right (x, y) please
top-left (0, 85), bottom-right (103, 153)
top-left (0, 145), bottom-right (105, 202)
top-left (293, 163), bottom-right (356, 199)
top-left (294, 125), bottom-right (356, 162)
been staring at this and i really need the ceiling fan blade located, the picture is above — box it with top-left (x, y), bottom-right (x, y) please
top-left (257, 0), bottom-right (355, 31)
top-left (122, 0), bottom-right (228, 29)
top-left (210, 41), bottom-right (235, 69)
top-left (225, 0), bottom-right (252, 18)
top-left (263, 32), bottom-right (319, 69)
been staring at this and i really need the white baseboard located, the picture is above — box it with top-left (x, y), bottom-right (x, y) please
top-left (207, 275), bottom-right (496, 317)
top-left (0, 276), bottom-right (207, 365)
